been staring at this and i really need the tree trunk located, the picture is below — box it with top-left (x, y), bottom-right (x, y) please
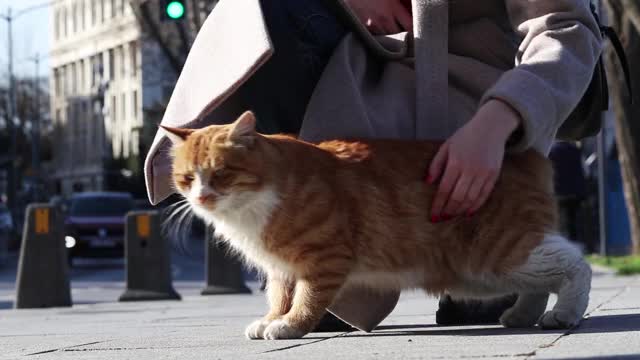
top-left (603, 0), bottom-right (640, 254)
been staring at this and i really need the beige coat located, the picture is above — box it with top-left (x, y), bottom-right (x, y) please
top-left (143, 0), bottom-right (603, 330)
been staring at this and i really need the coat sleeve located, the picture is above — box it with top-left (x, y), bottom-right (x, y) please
top-left (479, 0), bottom-right (603, 152)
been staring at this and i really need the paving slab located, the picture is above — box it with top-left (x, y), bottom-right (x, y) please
top-left (0, 270), bottom-right (637, 360)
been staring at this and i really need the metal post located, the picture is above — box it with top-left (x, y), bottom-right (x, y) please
top-left (597, 125), bottom-right (607, 256)
top-left (30, 54), bottom-right (41, 191)
top-left (595, 0), bottom-right (608, 257)
top-left (5, 7), bottom-right (18, 222)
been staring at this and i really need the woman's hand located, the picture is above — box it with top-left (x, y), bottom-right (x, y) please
top-left (344, 0), bottom-right (412, 35)
top-left (426, 99), bottom-right (522, 222)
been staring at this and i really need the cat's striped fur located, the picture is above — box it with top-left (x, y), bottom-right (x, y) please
top-left (164, 112), bottom-right (591, 340)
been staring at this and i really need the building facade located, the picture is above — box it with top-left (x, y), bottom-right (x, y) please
top-left (50, 0), bottom-right (174, 196)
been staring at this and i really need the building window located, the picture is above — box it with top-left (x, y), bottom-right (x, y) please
top-left (54, 10), bottom-right (59, 39)
top-left (91, 0), bottom-right (96, 25)
top-left (54, 68), bottom-right (60, 95)
top-left (111, 0), bottom-right (116, 17)
top-left (80, 0), bottom-right (86, 31)
top-left (129, 41), bottom-right (138, 77)
top-left (132, 90), bottom-right (138, 119)
top-left (72, 2), bottom-right (77, 33)
top-left (108, 49), bottom-right (115, 81)
top-left (60, 66), bottom-right (66, 96)
top-left (121, 93), bottom-right (126, 123)
top-left (119, 45), bottom-right (126, 78)
top-left (56, 109), bottom-right (62, 126)
top-left (70, 63), bottom-right (76, 94)
top-left (61, 7), bottom-right (67, 37)
top-left (100, 0), bottom-right (105, 23)
top-left (111, 96), bottom-right (117, 122)
top-left (80, 59), bottom-right (86, 93)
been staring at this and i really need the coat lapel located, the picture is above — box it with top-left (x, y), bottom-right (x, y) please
top-left (144, 0), bottom-right (273, 205)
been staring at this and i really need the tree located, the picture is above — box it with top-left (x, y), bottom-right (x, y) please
top-left (602, 0), bottom-right (640, 254)
top-left (128, 0), bottom-right (219, 75)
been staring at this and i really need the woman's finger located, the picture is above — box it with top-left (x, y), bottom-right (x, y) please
top-left (459, 175), bottom-right (487, 216)
top-left (431, 160), bottom-right (461, 221)
top-left (442, 172), bottom-right (474, 217)
top-left (468, 174), bottom-right (498, 215)
top-left (427, 142), bottom-right (449, 184)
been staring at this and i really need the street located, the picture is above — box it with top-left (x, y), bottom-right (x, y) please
top-left (0, 250), bottom-right (639, 359)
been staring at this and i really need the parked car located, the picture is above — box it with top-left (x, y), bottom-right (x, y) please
top-left (64, 192), bottom-right (134, 263)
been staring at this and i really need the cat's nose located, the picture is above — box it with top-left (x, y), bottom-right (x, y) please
top-left (197, 194), bottom-right (214, 204)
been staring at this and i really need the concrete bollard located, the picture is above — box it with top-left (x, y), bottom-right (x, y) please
top-left (119, 211), bottom-right (181, 302)
top-left (15, 204), bottom-right (72, 309)
top-left (201, 227), bottom-right (251, 295)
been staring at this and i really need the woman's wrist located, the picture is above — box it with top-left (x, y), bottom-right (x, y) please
top-left (472, 99), bottom-right (522, 142)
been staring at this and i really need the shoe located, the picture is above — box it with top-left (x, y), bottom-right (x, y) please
top-left (436, 294), bottom-right (518, 325)
top-left (313, 312), bottom-right (354, 332)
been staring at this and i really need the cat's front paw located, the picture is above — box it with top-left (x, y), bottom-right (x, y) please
top-left (263, 319), bottom-right (306, 340)
top-left (245, 319), bottom-right (272, 340)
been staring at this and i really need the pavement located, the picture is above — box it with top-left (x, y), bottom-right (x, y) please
top-left (0, 259), bottom-right (639, 359)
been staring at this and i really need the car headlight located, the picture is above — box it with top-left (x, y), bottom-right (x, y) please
top-left (65, 236), bottom-right (76, 249)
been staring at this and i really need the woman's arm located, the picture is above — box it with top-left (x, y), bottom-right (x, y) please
top-left (481, 0), bottom-right (603, 151)
top-left (428, 0), bottom-right (603, 219)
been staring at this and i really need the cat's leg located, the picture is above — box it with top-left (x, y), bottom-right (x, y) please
top-left (508, 234), bottom-right (591, 329)
top-left (245, 273), bottom-right (295, 339)
top-left (499, 293), bottom-right (549, 328)
top-left (263, 273), bottom-right (347, 340)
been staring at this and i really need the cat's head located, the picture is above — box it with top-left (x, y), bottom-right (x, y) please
top-left (162, 111), bottom-right (273, 217)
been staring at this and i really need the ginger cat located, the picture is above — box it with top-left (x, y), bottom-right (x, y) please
top-left (163, 111), bottom-right (591, 340)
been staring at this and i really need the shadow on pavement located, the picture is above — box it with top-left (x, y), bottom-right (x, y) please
top-left (348, 326), bottom-right (565, 337)
top-left (579, 313), bottom-right (640, 333)
top-left (349, 313), bottom-right (640, 337)
top-left (569, 356), bottom-right (640, 360)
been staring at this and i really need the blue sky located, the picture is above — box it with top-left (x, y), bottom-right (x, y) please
top-left (0, 0), bottom-right (51, 83)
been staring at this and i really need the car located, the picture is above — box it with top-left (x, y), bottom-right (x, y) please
top-left (64, 192), bottom-right (134, 264)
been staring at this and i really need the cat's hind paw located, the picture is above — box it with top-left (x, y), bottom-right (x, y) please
top-left (499, 307), bottom-right (539, 328)
top-left (538, 310), bottom-right (582, 330)
top-left (263, 319), bottom-right (306, 340)
top-left (245, 319), bottom-right (272, 340)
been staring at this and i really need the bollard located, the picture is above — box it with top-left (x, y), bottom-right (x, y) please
top-left (201, 226), bottom-right (251, 295)
top-left (15, 204), bottom-right (71, 309)
top-left (119, 211), bottom-right (181, 301)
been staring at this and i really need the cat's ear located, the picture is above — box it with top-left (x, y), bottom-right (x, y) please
top-left (160, 125), bottom-right (194, 145)
top-left (228, 111), bottom-right (257, 143)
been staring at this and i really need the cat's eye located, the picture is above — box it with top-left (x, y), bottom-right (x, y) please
top-left (212, 168), bottom-right (227, 177)
top-left (178, 174), bottom-right (194, 187)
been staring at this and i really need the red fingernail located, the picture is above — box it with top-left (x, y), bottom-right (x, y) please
top-left (442, 214), bottom-right (452, 221)
top-left (466, 211), bottom-right (475, 218)
top-left (431, 215), bottom-right (440, 223)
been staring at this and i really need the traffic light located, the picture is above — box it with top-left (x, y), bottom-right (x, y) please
top-left (161, 0), bottom-right (186, 21)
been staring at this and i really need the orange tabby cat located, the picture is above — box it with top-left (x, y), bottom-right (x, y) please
top-left (163, 111), bottom-right (591, 340)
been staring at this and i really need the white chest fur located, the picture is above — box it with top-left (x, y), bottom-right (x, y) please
top-left (193, 188), bottom-right (293, 274)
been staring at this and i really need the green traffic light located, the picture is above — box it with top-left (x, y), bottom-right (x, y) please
top-left (166, 1), bottom-right (185, 19)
